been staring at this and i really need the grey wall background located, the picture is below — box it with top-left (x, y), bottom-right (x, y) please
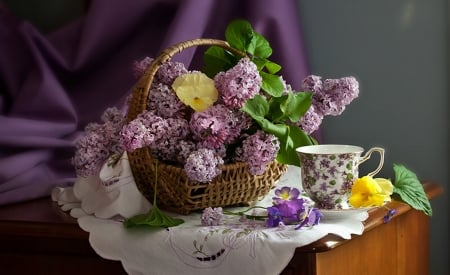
top-left (297, 1), bottom-right (449, 274)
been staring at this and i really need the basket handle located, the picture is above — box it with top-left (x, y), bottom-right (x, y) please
top-left (126, 38), bottom-right (246, 122)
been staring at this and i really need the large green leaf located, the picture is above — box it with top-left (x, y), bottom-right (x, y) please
top-left (276, 125), bottom-right (314, 166)
top-left (249, 32), bottom-right (272, 58)
top-left (123, 204), bottom-right (184, 228)
top-left (124, 161), bottom-right (184, 229)
top-left (225, 19), bottom-right (254, 51)
top-left (392, 163), bottom-right (432, 216)
top-left (260, 71), bottom-right (284, 97)
top-left (241, 95), bottom-right (270, 119)
top-left (281, 92), bottom-right (312, 122)
top-left (203, 46), bottom-right (238, 77)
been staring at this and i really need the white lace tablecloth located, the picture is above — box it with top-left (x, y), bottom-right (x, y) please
top-left (52, 153), bottom-right (368, 275)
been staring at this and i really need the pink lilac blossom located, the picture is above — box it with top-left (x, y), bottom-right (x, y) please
top-left (132, 57), bottom-right (153, 79)
top-left (302, 75), bottom-right (359, 117)
top-left (189, 104), bottom-right (252, 149)
top-left (175, 140), bottom-right (198, 164)
top-left (120, 111), bottom-right (168, 151)
top-left (201, 207), bottom-right (223, 226)
top-left (150, 118), bottom-right (190, 161)
top-left (156, 61), bottom-right (188, 85)
top-left (184, 148), bottom-right (224, 182)
top-left (297, 105), bottom-right (323, 134)
top-left (323, 77), bottom-right (359, 110)
top-left (132, 57), bottom-right (187, 85)
top-left (72, 107), bottom-right (125, 177)
top-left (214, 58), bottom-right (262, 108)
top-left (147, 83), bottom-right (186, 118)
top-left (235, 130), bottom-right (280, 175)
top-left (189, 105), bottom-right (229, 149)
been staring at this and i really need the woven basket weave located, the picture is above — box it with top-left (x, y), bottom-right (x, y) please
top-left (126, 39), bottom-right (287, 215)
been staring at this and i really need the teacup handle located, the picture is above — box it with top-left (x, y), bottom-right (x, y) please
top-left (358, 147), bottom-right (385, 177)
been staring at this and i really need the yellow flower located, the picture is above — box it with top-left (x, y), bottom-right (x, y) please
top-left (172, 72), bottom-right (218, 111)
top-left (349, 176), bottom-right (393, 208)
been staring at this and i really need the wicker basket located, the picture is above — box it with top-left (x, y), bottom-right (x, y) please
top-left (126, 39), bottom-right (287, 215)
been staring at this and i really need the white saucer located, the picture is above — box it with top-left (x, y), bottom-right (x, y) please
top-left (316, 206), bottom-right (373, 221)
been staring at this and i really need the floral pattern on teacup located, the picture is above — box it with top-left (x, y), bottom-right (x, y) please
top-left (300, 152), bottom-right (359, 209)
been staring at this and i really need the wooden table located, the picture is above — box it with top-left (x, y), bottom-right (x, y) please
top-left (0, 182), bottom-right (443, 275)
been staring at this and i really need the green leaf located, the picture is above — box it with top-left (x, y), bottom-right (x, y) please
top-left (241, 95), bottom-right (270, 119)
top-left (225, 19), bottom-right (254, 51)
top-left (123, 204), bottom-right (184, 228)
top-left (260, 72), bottom-right (284, 97)
top-left (281, 92), bottom-right (313, 122)
top-left (264, 60), bottom-right (282, 74)
top-left (124, 161), bottom-right (184, 229)
top-left (250, 32), bottom-right (272, 58)
top-left (276, 125), bottom-right (313, 166)
top-left (203, 46), bottom-right (238, 78)
top-left (392, 163), bottom-right (432, 216)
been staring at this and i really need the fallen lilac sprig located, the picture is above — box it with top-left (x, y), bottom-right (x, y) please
top-left (201, 187), bottom-right (323, 229)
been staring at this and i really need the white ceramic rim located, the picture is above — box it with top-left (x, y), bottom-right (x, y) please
top-left (295, 144), bottom-right (364, 155)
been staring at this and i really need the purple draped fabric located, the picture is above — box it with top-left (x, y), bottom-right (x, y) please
top-left (0, 0), bottom-right (310, 205)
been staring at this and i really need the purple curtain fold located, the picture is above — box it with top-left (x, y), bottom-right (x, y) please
top-left (0, 0), bottom-right (310, 205)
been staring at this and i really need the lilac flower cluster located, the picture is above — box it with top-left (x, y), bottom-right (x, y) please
top-left (120, 111), bottom-right (190, 161)
top-left (214, 58), bottom-right (262, 108)
top-left (72, 107), bottom-right (125, 177)
top-left (121, 56), bottom-right (276, 182)
top-left (298, 75), bottom-right (359, 134)
top-left (235, 130), bottom-right (280, 175)
top-left (201, 207), bottom-right (224, 226)
top-left (190, 104), bottom-right (252, 149)
top-left (184, 148), bottom-right (224, 182)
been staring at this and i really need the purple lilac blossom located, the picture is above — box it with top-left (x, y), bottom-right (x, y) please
top-left (190, 104), bottom-right (251, 147)
top-left (235, 130), bottom-right (280, 175)
top-left (302, 75), bottom-right (359, 117)
top-left (150, 118), bottom-right (190, 161)
top-left (201, 207), bottom-right (223, 226)
top-left (175, 140), bottom-right (198, 164)
top-left (72, 108), bottom-right (125, 177)
top-left (184, 148), bottom-right (224, 182)
top-left (297, 105), bottom-right (323, 135)
top-left (214, 58), bottom-right (262, 108)
top-left (132, 57), bottom-right (153, 79)
top-left (120, 111), bottom-right (168, 151)
top-left (156, 61), bottom-right (188, 85)
top-left (147, 83), bottom-right (186, 118)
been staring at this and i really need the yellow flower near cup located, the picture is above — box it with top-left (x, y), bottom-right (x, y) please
top-left (349, 176), bottom-right (394, 208)
top-left (172, 72), bottom-right (218, 111)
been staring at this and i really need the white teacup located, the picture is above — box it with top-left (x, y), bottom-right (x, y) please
top-left (296, 144), bottom-right (384, 209)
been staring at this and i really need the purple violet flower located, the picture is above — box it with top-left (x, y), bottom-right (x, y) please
top-left (266, 207), bottom-right (282, 227)
top-left (383, 208), bottom-right (397, 223)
